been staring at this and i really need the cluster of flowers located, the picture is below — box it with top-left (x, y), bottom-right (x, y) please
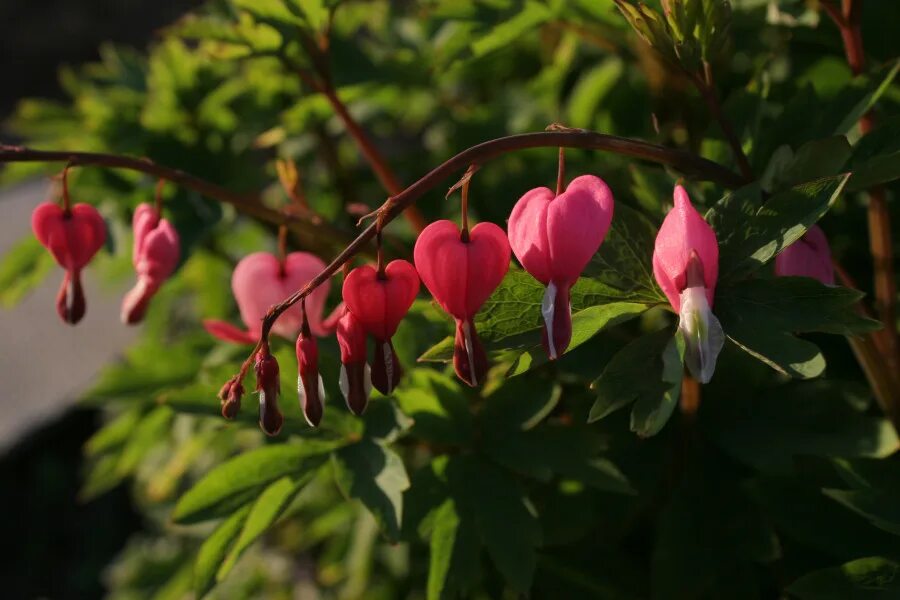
top-left (32, 173), bottom-right (834, 436)
top-left (32, 200), bottom-right (179, 325)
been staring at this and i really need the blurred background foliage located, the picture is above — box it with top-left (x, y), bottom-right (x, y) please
top-left (1, 0), bottom-right (900, 598)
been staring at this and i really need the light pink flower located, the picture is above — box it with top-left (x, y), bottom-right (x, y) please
top-left (775, 225), bottom-right (835, 285)
top-left (121, 204), bottom-right (180, 324)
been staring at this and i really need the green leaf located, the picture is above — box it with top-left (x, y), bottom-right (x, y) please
top-left (84, 405), bottom-right (146, 457)
top-left (470, 1), bottom-right (554, 58)
top-left (823, 489), bottom-right (900, 536)
top-left (480, 376), bottom-right (561, 431)
top-left (709, 175), bottom-right (849, 280)
top-left (566, 58), bottom-right (623, 128)
top-left (847, 116), bottom-right (900, 191)
top-left (767, 136), bottom-right (852, 191)
top-left (332, 439), bottom-right (410, 541)
top-left (193, 505), bottom-right (251, 599)
top-left (584, 203), bottom-right (666, 304)
top-left (172, 444), bottom-right (331, 524)
top-left (217, 475), bottom-right (308, 579)
top-left (0, 236), bottom-right (56, 308)
top-left (427, 499), bottom-right (479, 600)
top-left (393, 370), bottom-right (473, 445)
top-left (832, 59), bottom-right (900, 135)
top-left (588, 328), bottom-right (675, 423)
top-left (788, 557), bottom-right (900, 599)
top-left (723, 327), bottom-right (826, 379)
top-left (115, 406), bottom-right (174, 476)
top-left (630, 329), bottom-right (685, 438)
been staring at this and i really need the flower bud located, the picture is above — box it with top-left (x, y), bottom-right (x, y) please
top-left (774, 225), bottom-right (834, 285)
top-left (336, 305), bottom-right (371, 415)
top-left (255, 347), bottom-right (283, 436)
top-left (296, 318), bottom-right (325, 427)
top-left (121, 204), bottom-right (180, 324)
top-left (218, 375), bottom-right (244, 420)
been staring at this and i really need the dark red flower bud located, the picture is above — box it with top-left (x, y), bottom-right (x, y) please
top-left (32, 202), bottom-right (106, 325)
top-left (218, 375), bottom-right (244, 420)
top-left (336, 305), bottom-right (371, 415)
top-left (255, 347), bottom-right (283, 436)
top-left (296, 315), bottom-right (325, 427)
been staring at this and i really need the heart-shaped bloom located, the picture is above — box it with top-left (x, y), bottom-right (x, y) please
top-left (121, 204), bottom-right (180, 324)
top-left (204, 251), bottom-right (330, 344)
top-left (32, 202), bottom-right (107, 324)
top-left (414, 220), bottom-right (510, 385)
top-left (653, 185), bottom-right (724, 383)
top-left (255, 346), bottom-right (283, 436)
top-left (508, 175), bottom-right (614, 359)
top-left (296, 313), bottom-right (325, 427)
top-left (775, 225), bottom-right (834, 285)
top-left (342, 260), bottom-right (420, 395)
top-left (335, 304), bottom-right (372, 415)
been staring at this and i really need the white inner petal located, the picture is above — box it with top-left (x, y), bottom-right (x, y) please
top-left (363, 363), bottom-right (373, 398)
top-left (541, 281), bottom-right (558, 360)
top-left (462, 320), bottom-right (477, 385)
top-left (317, 374), bottom-right (326, 403)
top-left (679, 286), bottom-right (725, 384)
top-left (339, 364), bottom-right (350, 401)
top-left (297, 375), bottom-right (306, 404)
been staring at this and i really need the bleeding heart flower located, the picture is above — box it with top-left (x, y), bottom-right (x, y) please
top-left (508, 175), bottom-right (614, 359)
top-left (775, 225), bottom-right (835, 285)
top-left (414, 220), bottom-right (510, 385)
top-left (255, 345), bottom-right (283, 436)
top-left (32, 202), bottom-right (107, 325)
top-left (296, 311), bottom-right (325, 427)
top-left (218, 375), bottom-right (244, 420)
top-left (653, 185), bottom-right (724, 383)
top-left (204, 251), bottom-right (330, 344)
top-left (335, 304), bottom-right (372, 415)
top-left (121, 204), bottom-right (180, 324)
top-left (342, 260), bottom-right (420, 395)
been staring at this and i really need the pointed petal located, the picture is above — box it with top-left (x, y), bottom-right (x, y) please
top-left (678, 286), bottom-right (724, 383)
top-left (203, 319), bottom-right (257, 344)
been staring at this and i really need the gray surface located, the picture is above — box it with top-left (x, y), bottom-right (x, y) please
top-left (0, 180), bottom-right (137, 450)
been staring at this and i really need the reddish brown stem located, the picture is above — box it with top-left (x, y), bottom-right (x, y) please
top-left (556, 146), bottom-right (566, 196)
top-left (680, 375), bottom-right (700, 418)
top-left (154, 179), bottom-right (165, 215)
top-left (0, 145), bottom-right (350, 256)
top-left (460, 176), bottom-right (470, 242)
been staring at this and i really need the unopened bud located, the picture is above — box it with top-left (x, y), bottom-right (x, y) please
top-left (218, 375), bottom-right (244, 420)
top-left (255, 347), bottom-right (283, 436)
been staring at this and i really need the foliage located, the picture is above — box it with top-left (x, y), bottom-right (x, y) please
top-left (3, 0), bottom-right (900, 598)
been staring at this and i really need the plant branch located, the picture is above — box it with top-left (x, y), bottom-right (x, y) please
top-left (690, 64), bottom-right (754, 181)
top-left (0, 145), bottom-right (352, 256)
top-left (822, 0), bottom-right (900, 392)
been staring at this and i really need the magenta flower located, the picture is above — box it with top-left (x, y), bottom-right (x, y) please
top-left (653, 185), bottom-right (724, 383)
top-left (121, 204), bottom-right (180, 324)
top-left (342, 260), bottom-right (420, 395)
top-left (296, 308), bottom-right (325, 427)
top-left (774, 225), bottom-right (835, 285)
top-left (335, 304), bottom-right (371, 415)
top-left (507, 175), bottom-right (614, 359)
top-left (255, 345), bottom-right (283, 436)
top-left (31, 202), bottom-right (107, 324)
top-left (204, 251), bottom-right (330, 344)
top-left (414, 220), bottom-right (510, 386)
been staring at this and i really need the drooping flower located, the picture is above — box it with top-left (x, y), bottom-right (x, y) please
top-left (342, 260), bottom-right (420, 395)
top-left (255, 345), bottom-right (283, 436)
top-left (507, 175), bottom-right (614, 359)
top-left (31, 202), bottom-right (107, 325)
top-left (414, 220), bottom-right (510, 385)
top-left (652, 185), bottom-right (724, 383)
top-left (335, 304), bottom-right (371, 415)
top-left (774, 225), bottom-right (835, 285)
top-left (296, 304), bottom-right (325, 427)
top-left (218, 375), bottom-right (244, 420)
top-left (121, 204), bottom-right (180, 324)
top-left (204, 251), bottom-right (330, 344)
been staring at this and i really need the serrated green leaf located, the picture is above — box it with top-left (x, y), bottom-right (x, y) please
top-left (394, 370), bottom-right (473, 445)
top-left (172, 444), bottom-right (331, 524)
top-left (332, 440), bottom-right (410, 541)
top-left (630, 329), bottom-right (684, 437)
top-left (194, 505), bottom-right (251, 598)
top-left (588, 328), bottom-right (674, 423)
top-left (769, 136), bottom-right (852, 190)
top-left (427, 499), bottom-right (480, 600)
top-left (847, 116), bottom-right (900, 191)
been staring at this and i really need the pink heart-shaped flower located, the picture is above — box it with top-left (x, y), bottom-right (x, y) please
top-left (122, 204), bottom-right (181, 324)
top-left (507, 175), bottom-right (614, 358)
top-left (204, 251), bottom-right (329, 344)
top-left (31, 202), bottom-right (107, 324)
top-left (414, 220), bottom-right (510, 385)
top-left (774, 224), bottom-right (834, 285)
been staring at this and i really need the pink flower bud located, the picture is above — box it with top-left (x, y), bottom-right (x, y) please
top-left (652, 186), bottom-right (724, 383)
top-left (255, 347), bottom-right (283, 436)
top-left (774, 225), bottom-right (835, 285)
top-left (121, 204), bottom-right (180, 324)
top-left (414, 220), bottom-right (510, 385)
top-left (342, 260), bottom-right (420, 395)
top-left (296, 317), bottom-right (325, 427)
top-left (31, 202), bottom-right (106, 324)
top-left (508, 175), bottom-right (614, 359)
top-left (203, 251), bottom-right (330, 345)
top-left (335, 304), bottom-right (371, 415)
